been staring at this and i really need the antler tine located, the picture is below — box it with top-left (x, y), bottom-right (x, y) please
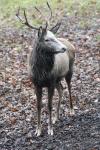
top-left (23, 9), bottom-right (28, 24)
top-left (34, 6), bottom-right (42, 15)
top-left (34, 2), bottom-right (52, 26)
top-left (47, 1), bottom-right (52, 20)
top-left (16, 7), bottom-right (24, 23)
top-left (34, 6), bottom-right (47, 23)
top-left (46, 1), bottom-right (62, 32)
top-left (16, 8), bottom-right (39, 30)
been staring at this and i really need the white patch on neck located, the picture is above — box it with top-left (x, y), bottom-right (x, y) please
top-left (51, 51), bottom-right (69, 77)
top-left (46, 31), bottom-right (67, 49)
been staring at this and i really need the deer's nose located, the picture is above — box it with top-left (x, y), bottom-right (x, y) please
top-left (62, 47), bottom-right (67, 52)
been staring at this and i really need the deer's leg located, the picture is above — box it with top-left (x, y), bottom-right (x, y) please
top-left (48, 85), bottom-right (55, 135)
top-left (65, 71), bottom-right (74, 115)
top-left (53, 82), bottom-right (63, 124)
top-left (56, 82), bottom-right (63, 119)
top-left (35, 86), bottom-right (42, 136)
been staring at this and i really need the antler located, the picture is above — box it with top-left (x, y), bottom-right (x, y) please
top-left (16, 8), bottom-right (39, 30)
top-left (46, 1), bottom-right (62, 33)
top-left (16, 2), bottom-right (62, 33)
top-left (34, 6), bottom-right (47, 22)
top-left (34, 1), bottom-right (52, 26)
top-left (46, 1), bottom-right (52, 20)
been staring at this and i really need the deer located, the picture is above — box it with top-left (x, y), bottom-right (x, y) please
top-left (16, 2), bottom-right (75, 136)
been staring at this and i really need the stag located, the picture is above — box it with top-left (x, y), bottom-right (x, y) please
top-left (16, 2), bottom-right (75, 136)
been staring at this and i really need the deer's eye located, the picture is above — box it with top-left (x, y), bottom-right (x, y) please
top-left (45, 39), bottom-right (49, 42)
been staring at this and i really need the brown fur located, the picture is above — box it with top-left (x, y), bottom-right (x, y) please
top-left (58, 38), bottom-right (75, 61)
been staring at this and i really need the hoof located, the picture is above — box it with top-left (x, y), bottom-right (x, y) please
top-left (35, 127), bottom-right (41, 136)
top-left (48, 126), bottom-right (53, 135)
top-left (52, 111), bottom-right (60, 124)
top-left (69, 109), bottom-right (75, 116)
top-left (52, 116), bottom-right (58, 124)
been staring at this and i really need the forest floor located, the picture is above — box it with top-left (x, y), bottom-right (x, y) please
top-left (0, 2), bottom-right (100, 150)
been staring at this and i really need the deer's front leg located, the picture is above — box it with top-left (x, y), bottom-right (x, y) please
top-left (48, 86), bottom-right (55, 135)
top-left (56, 82), bottom-right (63, 121)
top-left (35, 87), bottom-right (42, 136)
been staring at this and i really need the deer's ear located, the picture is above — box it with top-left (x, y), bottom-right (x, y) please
top-left (50, 22), bottom-right (61, 34)
top-left (38, 26), bottom-right (43, 38)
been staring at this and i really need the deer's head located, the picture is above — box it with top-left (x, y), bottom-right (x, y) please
top-left (16, 2), bottom-right (67, 54)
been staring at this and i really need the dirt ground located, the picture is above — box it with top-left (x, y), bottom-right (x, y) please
top-left (0, 11), bottom-right (100, 150)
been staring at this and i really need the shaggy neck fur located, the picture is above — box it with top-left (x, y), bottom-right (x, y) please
top-left (31, 41), bottom-right (55, 87)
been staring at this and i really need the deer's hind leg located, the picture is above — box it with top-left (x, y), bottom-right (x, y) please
top-left (65, 71), bottom-right (74, 115)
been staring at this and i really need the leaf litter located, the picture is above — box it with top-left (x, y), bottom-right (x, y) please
top-left (0, 11), bottom-right (100, 150)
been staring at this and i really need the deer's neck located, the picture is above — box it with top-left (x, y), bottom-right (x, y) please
top-left (35, 49), bottom-right (54, 72)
